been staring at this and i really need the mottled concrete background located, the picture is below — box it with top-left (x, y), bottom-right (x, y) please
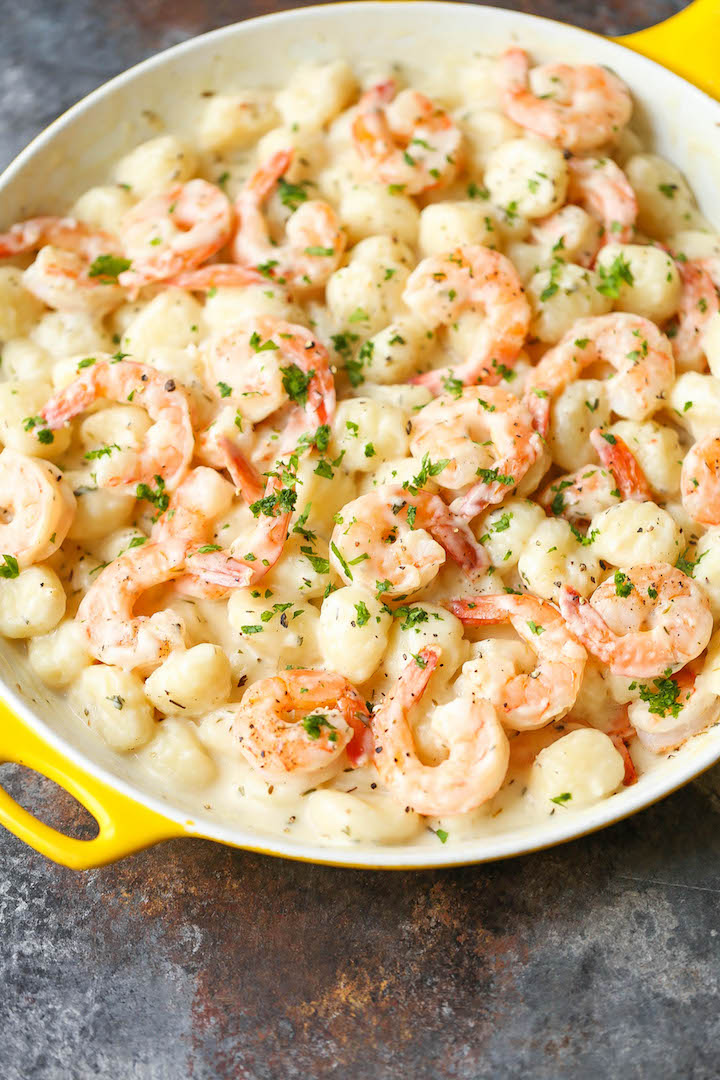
top-left (2, 2), bottom-right (718, 1078)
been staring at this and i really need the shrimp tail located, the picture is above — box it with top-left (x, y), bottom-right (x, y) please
top-left (590, 427), bottom-right (651, 501)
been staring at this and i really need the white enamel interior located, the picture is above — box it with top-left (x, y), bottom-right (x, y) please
top-left (1, 1), bottom-right (719, 868)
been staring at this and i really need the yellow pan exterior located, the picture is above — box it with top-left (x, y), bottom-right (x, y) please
top-left (615, 0), bottom-right (720, 101)
top-left (0, 0), bottom-right (718, 869)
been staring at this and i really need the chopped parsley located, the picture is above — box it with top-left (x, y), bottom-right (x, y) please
top-left (614, 570), bottom-right (633, 597)
top-left (87, 254), bottom-right (131, 281)
top-left (0, 554), bottom-right (19, 579)
top-left (277, 176), bottom-right (309, 211)
top-left (136, 475), bottom-right (169, 514)
top-left (597, 254), bottom-right (634, 298)
top-left (402, 453), bottom-right (449, 496)
top-left (302, 713), bottom-right (337, 741)
top-left (354, 601), bottom-right (371, 627)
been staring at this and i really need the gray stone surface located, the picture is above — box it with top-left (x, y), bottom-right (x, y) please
top-left (1, 2), bottom-right (717, 1078)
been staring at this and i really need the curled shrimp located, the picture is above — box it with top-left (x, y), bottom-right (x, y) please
top-left (0, 216), bottom-right (115, 259)
top-left (41, 359), bottom-right (194, 493)
top-left (206, 316), bottom-right (335, 434)
top-left (351, 80), bottom-right (462, 194)
top-left (0, 448), bottom-right (76, 567)
top-left (448, 594), bottom-right (586, 730)
top-left (498, 47), bottom-right (633, 152)
top-left (23, 245), bottom-right (126, 316)
top-left (409, 385), bottom-right (543, 519)
top-left (402, 245), bottom-right (531, 392)
top-left (226, 669), bottom-right (373, 776)
top-left (195, 409), bottom-right (264, 504)
top-left (627, 663), bottom-right (719, 753)
top-left (0, 216), bottom-right (126, 315)
top-left (530, 205), bottom-right (601, 268)
top-left (681, 435), bottom-right (720, 525)
top-left (232, 149), bottom-right (345, 291)
top-left (559, 563), bottom-right (713, 678)
top-left (372, 646), bottom-right (509, 816)
top-left (168, 264), bottom-right (265, 291)
top-left (118, 180), bottom-right (234, 293)
top-left (77, 537), bottom-right (191, 671)
top-left (540, 427), bottom-right (650, 522)
top-left (524, 314), bottom-right (675, 435)
top-left (330, 486), bottom-right (487, 598)
top-left (566, 156), bottom-right (637, 243)
top-left (671, 259), bottom-right (720, 371)
top-left (177, 473), bottom-right (293, 599)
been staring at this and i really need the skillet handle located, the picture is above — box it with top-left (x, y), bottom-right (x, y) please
top-left (614, 0), bottom-right (720, 100)
top-left (0, 701), bottom-right (184, 869)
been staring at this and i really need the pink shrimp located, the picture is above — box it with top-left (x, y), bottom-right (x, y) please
top-left (566, 156), bottom-right (637, 244)
top-left (408, 385), bottom-right (543, 520)
top-left (0, 216), bottom-right (116, 259)
top-left (539, 427), bottom-right (651, 522)
top-left (0, 216), bottom-right (127, 315)
top-left (207, 316), bottom-right (335, 434)
top-left (227, 668), bottom-right (373, 775)
top-left (681, 435), bottom-right (720, 525)
top-left (559, 563), bottom-right (713, 678)
top-left (671, 259), bottom-right (720, 371)
top-left (118, 180), bottom-right (234, 293)
top-left (330, 486), bottom-right (487, 598)
top-left (627, 662), bottom-right (719, 753)
top-left (232, 149), bottom-right (345, 291)
top-left (77, 538), bottom-right (191, 671)
top-left (402, 245), bottom-right (531, 392)
top-left (168, 264), bottom-right (265, 291)
top-left (449, 594), bottom-right (586, 730)
top-left (173, 473), bottom-right (294, 600)
top-left (498, 47), bottom-right (633, 152)
top-left (40, 359), bottom-right (194, 493)
top-left (195, 410), bottom-right (265, 505)
top-left (524, 314), bottom-right (675, 436)
top-left (351, 80), bottom-right (463, 194)
top-left (0, 448), bottom-right (76, 568)
top-left (372, 646), bottom-right (509, 816)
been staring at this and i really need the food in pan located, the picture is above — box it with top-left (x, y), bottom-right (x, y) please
top-left (0, 47), bottom-right (719, 847)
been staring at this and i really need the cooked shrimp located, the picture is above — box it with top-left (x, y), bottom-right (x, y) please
top-left (3, 217), bottom-right (127, 315)
top-left (0, 216), bottom-right (116, 259)
top-left (403, 245), bottom-right (531, 391)
top-left (206, 316), bottom-right (335, 436)
top-left (0, 448), bottom-right (76, 568)
top-left (410, 385), bottom-right (541, 493)
top-left (559, 563), bottom-right (713, 678)
top-left (498, 47), bottom-right (633, 152)
top-left (118, 179), bottom-right (234, 293)
top-left (195, 409), bottom-right (264, 504)
top-left (351, 80), bottom-right (462, 194)
top-left (627, 662), bottom-right (719, 753)
top-left (372, 646), bottom-right (509, 816)
top-left (233, 149), bottom-right (345, 291)
top-left (681, 435), bottom-right (720, 525)
top-left (41, 359), bottom-right (194, 493)
top-left (524, 314), bottom-right (675, 435)
top-left (409, 385), bottom-right (543, 519)
top-left (77, 537), bottom-right (190, 671)
top-left (539, 427), bottom-right (650, 522)
top-left (449, 594), bottom-right (586, 729)
top-left (589, 426), bottom-right (652, 501)
top-left (671, 259), bottom-right (720, 371)
top-left (566, 156), bottom-right (637, 243)
top-left (180, 473), bottom-right (292, 597)
top-left (79, 469), bottom-right (289, 667)
top-left (228, 669), bottom-right (373, 775)
top-left (23, 245), bottom-right (126, 316)
top-left (330, 485), bottom-right (487, 598)
top-left (168, 264), bottom-right (265, 291)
